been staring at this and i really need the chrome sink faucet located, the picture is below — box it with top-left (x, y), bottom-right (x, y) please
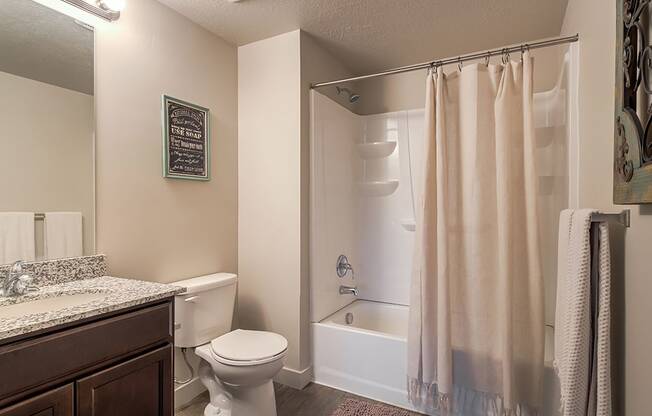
top-left (1, 261), bottom-right (37, 297)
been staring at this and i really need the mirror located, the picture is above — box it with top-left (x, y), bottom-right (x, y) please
top-left (0, 0), bottom-right (95, 264)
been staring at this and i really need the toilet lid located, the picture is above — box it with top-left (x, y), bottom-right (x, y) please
top-left (210, 329), bottom-right (288, 362)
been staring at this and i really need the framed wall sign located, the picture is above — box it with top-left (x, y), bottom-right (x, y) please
top-left (615, 0), bottom-right (652, 203)
top-left (162, 95), bottom-right (210, 181)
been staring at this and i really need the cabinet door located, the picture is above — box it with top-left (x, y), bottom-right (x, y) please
top-left (77, 345), bottom-right (172, 416)
top-left (0, 384), bottom-right (73, 416)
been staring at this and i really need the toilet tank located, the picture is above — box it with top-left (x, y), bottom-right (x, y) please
top-left (173, 273), bottom-right (237, 348)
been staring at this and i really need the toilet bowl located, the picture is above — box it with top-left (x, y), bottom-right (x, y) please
top-left (173, 274), bottom-right (287, 416)
top-left (195, 329), bottom-right (287, 416)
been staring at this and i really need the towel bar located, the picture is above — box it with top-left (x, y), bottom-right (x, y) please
top-left (590, 210), bottom-right (630, 228)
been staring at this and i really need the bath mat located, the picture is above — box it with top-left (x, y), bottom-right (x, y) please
top-left (330, 398), bottom-right (414, 416)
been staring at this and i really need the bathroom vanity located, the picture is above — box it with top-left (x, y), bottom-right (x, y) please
top-left (0, 256), bottom-right (183, 416)
top-left (0, 302), bottom-right (172, 416)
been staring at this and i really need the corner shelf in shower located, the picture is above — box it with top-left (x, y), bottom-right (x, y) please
top-left (356, 141), bottom-right (397, 159)
top-left (399, 219), bottom-right (416, 232)
top-left (356, 180), bottom-right (399, 197)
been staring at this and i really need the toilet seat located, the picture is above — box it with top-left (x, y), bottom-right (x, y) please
top-left (210, 329), bottom-right (288, 367)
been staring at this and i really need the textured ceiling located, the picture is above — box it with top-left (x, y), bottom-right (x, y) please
top-left (157, 0), bottom-right (569, 75)
top-left (0, 0), bottom-right (93, 95)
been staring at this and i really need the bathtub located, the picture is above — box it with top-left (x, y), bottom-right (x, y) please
top-left (312, 300), bottom-right (560, 415)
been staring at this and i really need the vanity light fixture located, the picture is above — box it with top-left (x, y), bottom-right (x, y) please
top-left (59, 0), bottom-right (122, 21)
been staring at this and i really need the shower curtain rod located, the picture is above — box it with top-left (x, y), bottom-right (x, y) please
top-left (311, 33), bottom-right (579, 88)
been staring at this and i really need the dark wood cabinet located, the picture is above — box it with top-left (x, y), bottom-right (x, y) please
top-left (0, 300), bottom-right (174, 416)
top-left (77, 345), bottom-right (172, 416)
top-left (0, 384), bottom-right (73, 416)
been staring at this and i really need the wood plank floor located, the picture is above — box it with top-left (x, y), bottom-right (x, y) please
top-left (175, 382), bottom-right (424, 416)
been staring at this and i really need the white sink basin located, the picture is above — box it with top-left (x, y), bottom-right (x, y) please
top-left (0, 292), bottom-right (107, 319)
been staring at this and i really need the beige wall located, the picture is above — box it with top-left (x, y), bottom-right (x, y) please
top-left (561, 1), bottom-right (649, 415)
top-left (0, 71), bottom-right (94, 260)
top-left (355, 70), bottom-right (425, 115)
top-left (237, 30), bottom-right (353, 384)
top-left (95, 0), bottom-right (238, 282)
top-left (237, 30), bottom-right (303, 374)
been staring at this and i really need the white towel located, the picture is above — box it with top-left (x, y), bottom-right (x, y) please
top-left (44, 212), bottom-right (83, 259)
top-left (0, 212), bottom-right (35, 264)
top-left (554, 209), bottom-right (612, 416)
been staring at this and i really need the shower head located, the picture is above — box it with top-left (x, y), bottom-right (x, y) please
top-left (336, 86), bottom-right (360, 103)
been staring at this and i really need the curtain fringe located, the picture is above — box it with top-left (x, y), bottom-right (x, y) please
top-left (552, 360), bottom-right (567, 415)
top-left (407, 377), bottom-right (540, 416)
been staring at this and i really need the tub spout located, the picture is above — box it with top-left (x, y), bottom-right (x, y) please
top-left (339, 285), bottom-right (358, 296)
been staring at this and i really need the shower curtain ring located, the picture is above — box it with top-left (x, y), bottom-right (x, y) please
top-left (484, 51), bottom-right (491, 66)
top-left (522, 43), bottom-right (530, 61)
top-left (457, 56), bottom-right (463, 72)
top-left (501, 48), bottom-right (510, 65)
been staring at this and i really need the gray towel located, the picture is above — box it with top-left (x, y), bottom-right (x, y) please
top-left (554, 210), bottom-right (612, 416)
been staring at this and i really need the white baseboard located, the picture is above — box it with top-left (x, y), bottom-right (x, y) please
top-left (174, 376), bottom-right (206, 410)
top-left (274, 365), bottom-right (313, 389)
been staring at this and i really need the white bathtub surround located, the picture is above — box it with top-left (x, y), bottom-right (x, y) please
top-left (408, 55), bottom-right (544, 415)
top-left (554, 210), bottom-right (611, 416)
top-left (310, 91), bottom-right (362, 322)
top-left (310, 92), bottom-right (424, 320)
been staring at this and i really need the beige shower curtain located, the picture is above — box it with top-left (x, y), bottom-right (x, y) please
top-left (408, 52), bottom-right (544, 416)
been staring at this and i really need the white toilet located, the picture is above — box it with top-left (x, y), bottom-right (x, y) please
top-left (174, 273), bottom-right (288, 416)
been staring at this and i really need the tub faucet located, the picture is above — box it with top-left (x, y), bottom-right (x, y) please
top-left (336, 255), bottom-right (354, 278)
top-left (1, 261), bottom-right (37, 297)
top-left (339, 285), bottom-right (358, 296)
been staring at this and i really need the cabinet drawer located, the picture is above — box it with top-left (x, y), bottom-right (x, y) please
top-left (0, 302), bottom-right (172, 402)
top-left (0, 384), bottom-right (73, 416)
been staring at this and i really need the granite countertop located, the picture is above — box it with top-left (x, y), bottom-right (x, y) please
top-left (0, 276), bottom-right (185, 342)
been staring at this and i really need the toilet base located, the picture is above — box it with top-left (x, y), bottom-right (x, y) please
top-left (198, 358), bottom-right (278, 416)
top-left (203, 403), bottom-right (227, 416)
top-left (207, 380), bottom-right (276, 416)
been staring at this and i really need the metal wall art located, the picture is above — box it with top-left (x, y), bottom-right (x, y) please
top-left (615, 0), bottom-right (652, 203)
